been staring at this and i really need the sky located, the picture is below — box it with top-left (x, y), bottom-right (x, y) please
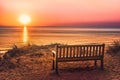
top-left (0, 0), bottom-right (120, 26)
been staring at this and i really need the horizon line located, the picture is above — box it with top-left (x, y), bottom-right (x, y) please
top-left (0, 21), bottom-right (120, 27)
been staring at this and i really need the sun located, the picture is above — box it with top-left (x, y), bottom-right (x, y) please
top-left (19, 14), bottom-right (31, 24)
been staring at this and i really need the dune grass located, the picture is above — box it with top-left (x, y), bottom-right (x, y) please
top-left (107, 40), bottom-right (120, 55)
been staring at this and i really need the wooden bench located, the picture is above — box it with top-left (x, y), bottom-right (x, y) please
top-left (52, 44), bottom-right (105, 74)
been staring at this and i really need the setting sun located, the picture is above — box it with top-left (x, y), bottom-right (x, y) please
top-left (19, 14), bottom-right (31, 25)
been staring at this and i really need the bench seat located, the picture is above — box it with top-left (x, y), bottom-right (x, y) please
top-left (57, 56), bottom-right (103, 62)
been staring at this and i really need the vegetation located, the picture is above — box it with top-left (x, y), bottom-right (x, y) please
top-left (107, 40), bottom-right (120, 55)
top-left (0, 43), bottom-right (52, 72)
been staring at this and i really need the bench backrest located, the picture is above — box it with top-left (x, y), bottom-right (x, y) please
top-left (56, 44), bottom-right (105, 59)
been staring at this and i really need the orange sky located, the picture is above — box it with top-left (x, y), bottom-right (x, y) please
top-left (0, 0), bottom-right (120, 26)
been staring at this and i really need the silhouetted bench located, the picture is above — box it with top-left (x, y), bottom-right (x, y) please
top-left (52, 44), bottom-right (105, 74)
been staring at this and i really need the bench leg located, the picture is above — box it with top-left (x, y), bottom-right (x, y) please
top-left (101, 59), bottom-right (104, 70)
top-left (52, 59), bottom-right (55, 70)
top-left (56, 61), bottom-right (58, 74)
top-left (94, 60), bottom-right (97, 67)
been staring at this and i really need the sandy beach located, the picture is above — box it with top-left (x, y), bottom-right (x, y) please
top-left (0, 44), bottom-right (119, 80)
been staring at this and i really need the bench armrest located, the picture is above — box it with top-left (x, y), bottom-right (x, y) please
top-left (52, 50), bottom-right (56, 54)
top-left (52, 50), bottom-right (56, 58)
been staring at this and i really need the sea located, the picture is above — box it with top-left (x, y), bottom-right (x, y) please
top-left (0, 26), bottom-right (120, 52)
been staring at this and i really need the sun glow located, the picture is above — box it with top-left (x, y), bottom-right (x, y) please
top-left (19, 14), bottom-right (31, 24)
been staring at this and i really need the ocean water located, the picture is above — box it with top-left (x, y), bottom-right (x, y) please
top-left (0, 26), bottom-right (120, 50)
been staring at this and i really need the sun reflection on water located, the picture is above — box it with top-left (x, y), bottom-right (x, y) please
top-left (23, 25), bottom-right (28, 43)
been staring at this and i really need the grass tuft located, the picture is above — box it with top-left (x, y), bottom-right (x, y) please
top-left (107, 40), bottom-right (120, 55)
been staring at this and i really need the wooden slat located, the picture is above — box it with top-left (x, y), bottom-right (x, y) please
top-left (93, 46), bottom-right (95, 56)
top-left (99, 46), bottom-right (101, 56)
top-left (75, 47), bottom-right (77, 57)
top-left (71, 47), bottom-right (73, 57)
top-left (83, 46), bottom-right (86, 57)
top-left (70, 47), bottom-right (72, 57)
top-left (76, 46), bottom-right (79, 57)
top-left (72, 47), bottom-right (74, 57)
top-left (61, 47), bottom-right (63, 58)
top-left (80, 46), bottom-right (82, 57)
top-left (102, 44), bottom-right (105, 56)
top-left (63, 47), bottom-right (65, 58)
top-left (89, 46), bottom-right (92, 57)
top-left (59, 47), bottom-right (61, 58)
top-left (86, 46), bottom-right (89, 57)
top-left (57, 48), bottom-right (59, 58)
top-left (56, 46), bottom-right (58, 59)
top-left (95, 46), bottom-right (98, 56)
top-left (73, 47), bottom-right (75, 57)
top-left (66, 47), bottom-right (69, 58)
top-left (94, 46), bottom-right (96, 56)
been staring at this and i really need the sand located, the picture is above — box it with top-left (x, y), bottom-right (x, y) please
top-left (0, 45), bottom-right (120, 80)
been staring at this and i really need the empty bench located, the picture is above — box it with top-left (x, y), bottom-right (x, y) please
top-left (52, 44), bottom-right (105, 74)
